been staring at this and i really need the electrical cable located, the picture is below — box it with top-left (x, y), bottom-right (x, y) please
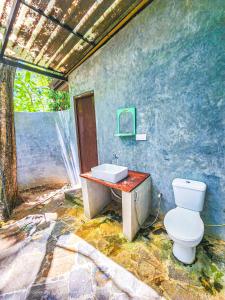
top-left (110, 189), bottom-right (224, 229)
top-left (134, 192), bottom-right (162, 229)
top-left (111, 187), bottom-right (162, 229)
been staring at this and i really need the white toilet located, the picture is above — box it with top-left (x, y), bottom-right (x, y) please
top-left (164, 178), bottom-right (207, 264)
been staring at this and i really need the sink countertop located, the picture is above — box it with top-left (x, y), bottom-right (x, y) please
top-left (80, 170), bottom-right (150, 193)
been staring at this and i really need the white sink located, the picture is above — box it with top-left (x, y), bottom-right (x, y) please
top-left (91, 164), bottom-right (128, 183)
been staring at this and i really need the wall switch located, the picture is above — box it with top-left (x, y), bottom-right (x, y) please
top-left (136, 133), bottom-right (147, 141)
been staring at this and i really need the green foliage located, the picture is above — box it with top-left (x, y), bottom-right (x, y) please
top-left (47, 89), bottom-right (70, 111)
top-left (14, 69), bottom-right (70, 112)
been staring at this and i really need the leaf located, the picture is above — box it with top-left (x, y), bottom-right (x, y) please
top-left (25, 71), bottom-right (31, 82)
top-left (14, 69), bottom-right (70, 112)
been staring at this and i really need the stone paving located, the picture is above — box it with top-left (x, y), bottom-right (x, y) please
top-left (0, 186), bottom-right (225, 300)
top-left (0, 187), bottom-right (160, 300)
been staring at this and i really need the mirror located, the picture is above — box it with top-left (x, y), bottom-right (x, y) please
top-left (115, 107), bottom-right (136, 137)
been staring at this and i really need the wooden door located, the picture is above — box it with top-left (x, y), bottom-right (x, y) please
top-left (75, 93), bottom-right (98, 173)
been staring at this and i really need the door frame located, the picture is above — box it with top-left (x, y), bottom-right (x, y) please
top-left (74, 91), bottom-right (98, 174)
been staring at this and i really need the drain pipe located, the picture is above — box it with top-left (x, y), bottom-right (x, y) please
top-left (110, 188), bottom-right (122, 203)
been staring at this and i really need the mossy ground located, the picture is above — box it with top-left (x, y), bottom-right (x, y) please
top-left (10, 187), bottom-right (225, 300)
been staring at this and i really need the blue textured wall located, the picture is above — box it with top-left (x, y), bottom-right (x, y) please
top-left (69, 0), bottom-right (225, 239)
top-left (15, 112), bottom-right (70, 189)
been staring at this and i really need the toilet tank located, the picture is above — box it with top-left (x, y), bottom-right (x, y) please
top-left (172, 178), bottom-right (207, 212)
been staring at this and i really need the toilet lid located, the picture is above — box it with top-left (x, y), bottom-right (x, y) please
top-left (164, 207), bottom-right (204, 242)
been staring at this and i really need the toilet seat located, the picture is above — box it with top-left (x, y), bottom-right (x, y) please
top-left (164, 207), bottom-right (204, 242)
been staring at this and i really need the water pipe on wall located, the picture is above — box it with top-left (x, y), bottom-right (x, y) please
top-left (112, 153), bottom-right (119, 165)
top-left (205, 224), bottom-right (225, 227)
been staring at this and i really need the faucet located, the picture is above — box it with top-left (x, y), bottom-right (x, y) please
top-left (112, 153), bottom-right (119, 165)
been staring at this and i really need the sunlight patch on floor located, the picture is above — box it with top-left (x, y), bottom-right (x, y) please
top-left (2, 186), bottom-right (225, 300)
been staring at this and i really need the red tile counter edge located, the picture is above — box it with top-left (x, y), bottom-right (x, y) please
top-left (80, 170), bottom-right (150, 193)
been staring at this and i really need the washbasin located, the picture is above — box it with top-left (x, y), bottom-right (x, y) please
top-left (91, 164), bottom-right (128, 183)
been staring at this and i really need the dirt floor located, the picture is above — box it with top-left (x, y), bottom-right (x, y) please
top-left (1, 186), bottom-right (225, 300)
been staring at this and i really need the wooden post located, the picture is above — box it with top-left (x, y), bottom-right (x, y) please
top-left (0, 63), bottom-right (19, 219)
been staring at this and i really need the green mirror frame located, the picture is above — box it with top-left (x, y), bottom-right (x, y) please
top-left (114, 107), bottom-right (136, 137)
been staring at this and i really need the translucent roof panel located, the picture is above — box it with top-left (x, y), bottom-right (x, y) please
top-left (0, 0), bottom-right (147, 77)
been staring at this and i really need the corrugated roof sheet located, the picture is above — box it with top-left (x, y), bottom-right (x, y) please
top-left (0, 0), bottom-right (150, 78)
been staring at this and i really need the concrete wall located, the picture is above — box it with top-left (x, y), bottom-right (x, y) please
top-left (15, 111), bottom-right (79, 190)
top-left (69, 0), bottom-right (225, 239)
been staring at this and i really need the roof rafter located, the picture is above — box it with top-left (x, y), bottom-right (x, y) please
top-left (0, 0), bottom-right (21, 58)
top-left (0, 55), bottom-right (67, 81)
top-left (0, 0), bottom-right (152, 80)
top-left (20, 0), bottom-right (96, 46)
top-left (66, 0), bottom-right (153, 76)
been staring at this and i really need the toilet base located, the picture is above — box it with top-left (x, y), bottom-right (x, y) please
top-left (173, 243), bottom-right (196, 264)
